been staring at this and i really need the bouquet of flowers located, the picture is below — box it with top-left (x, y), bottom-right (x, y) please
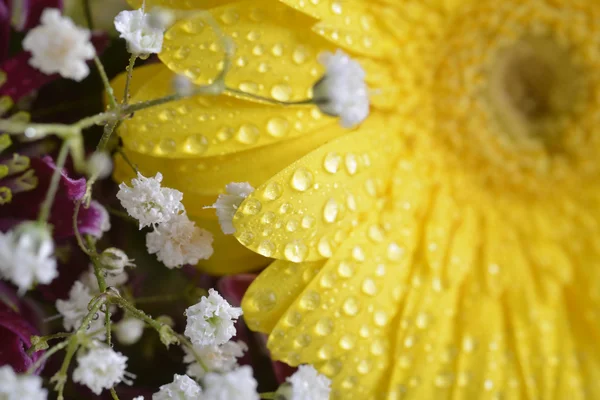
top-left (0, 0), bottom-right (598, 399)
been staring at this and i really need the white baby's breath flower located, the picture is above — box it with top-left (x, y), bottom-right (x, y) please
top-left (184, 289), bottom-right (242, 346)
top-left (146, 213), bottom-right (213, 268)
top-left (0, 222), bottom-right (57, 294)
top-left (283, 365), bottom-right (332, 400)
top-left (114, 317), bottom-right (145, 345)
top-left (201, 366), bottom-right (259, 400)
top-left (0, 365), bottom-right (47, 400)
top-left (132, 397), bottom-right (144, 400)
top-left (91, 200), bottom-right (112, 234)
top-left (72, 345), bottom-right (129, 395)
top-left (208, 182), bottom-right (254, 234)
top-left (117, 172), bottom-right (183, 228)
top-left (22, 8), bottom-right (95, 81)
top-left (184, 340), bottom-right (248, 379)
top-left (313, 50), bottom-right (370, 128)
top-left (153, 374), bottom-right (202, 400)
top-left (55, 281), bottom-right (106, 337)
top-left (114, 8), bottom-right (164, 55)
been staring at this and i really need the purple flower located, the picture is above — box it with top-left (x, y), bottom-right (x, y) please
top-left (0, 156), bottom-right (109, 238)
top-left (0, 281), bottom-right (45, 373)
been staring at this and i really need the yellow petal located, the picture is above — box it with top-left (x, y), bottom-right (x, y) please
top-left (120, 65), bottom-right (333, 158)
top-left (107, 63), bottom-right (166, 106)
top-left (114, 118), bottom-right (343, 206)
top-left (242, 259), bottom-right (326, 333)
top-left (127, 0), bottom-right (234, 10)
top-left (233, 113), bottom-right (401, 262)
top-left (264, 210), bottom-right (414, 399)
top-left (311, 3), bottom-right (397, 59)
top-left (160, 0), bottom-right (334, 101)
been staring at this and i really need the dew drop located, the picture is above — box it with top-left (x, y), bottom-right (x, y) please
top-left (361, 278), bottom-right (377, 296)
top-left (319, 272), bottom-right (336, 289)
top-left (258, 62), bottom-right (270, 73)
top-left (357, 359), bottom-right (371, 375)
top-left (352, 246), bottom-right (365, 262)
top-left (279, 203), bottom-right (292, 214)
top-left (315, 318), bottom-right (334, 336)
top-left (216, 127), bottom-right (234, 142)
top-left (359, 325), bottom-right (371, 338)
top-left (342, 297), bottom-right (359, 316)
top-left (286, 311), bottom-right (302, 327)
top-left (374, 311), bottom-right (388, 326)
top-left (266, 117), bottom-right (290, 137)
top-left (300, 291), bottom-right (320, 310)
top-left (323, 152), bottom-right (341, 173)
top-left (346, 194), bottom-right (357, 211)
top-left (271, 84), bottom-right (292, 101)
top-left (415, 312), bottom-right (430, 329)
top-left (246, 30), bottom-right (260, 41)
top-left (301, 215), bottom-right (316, 229)
top-left (318, 344), bottom-right (333, 360)
top-left (271, 43), bottom-right (284, 56)
top-left (337, 261), bottom-right (354, 278)
top-left (239, 81), bottom-right (259, 94)
top-left (261, 211), bottom-right (276, 224)
top-left (323, 198), bottom-right (339, 223)
top-left (236, 124), bottom-right (260, 144)
top-left (238, 231), bottom-right (255, 246)
top-left (345, 153), bottom-right (358, 174)
top-left (330, 0), bottom-right (343, 15)
top-left (183, 134), bottom-right (208, 154)
top-left (173, 47), bottom-right (190, 60)
top-left (285, 219), bottom-right (299, 232)
top-left (339, 335), bottom-right (355, 350)
top-left (318, 237), bottom-right (333, 257)
top-left (293, 46), bottom-right (309, 64)
top-left (220, 9), bottom-right (239, 24)
top-left (257, 240), bottom-right (275, 257)
top-left (252, 44), bottom-right (264, 56)
top-left (247, 289), bottom-right (276, 312)
top-left (291, 167), bottom-right (313, 192)
top-left (241, 198), bottom-right (262, 215)
top-left (368, 225), bottom-right (384, 242)
top-left (294, 333), bottom-right (312, 348)
top-left (284, 241), bottom-right (309, 262)
top-left (387, 242), bottom-right (404, 261)
top-left (262, 182), bottom-right (283, 201)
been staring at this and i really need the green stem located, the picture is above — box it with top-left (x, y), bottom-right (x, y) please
top-left (37, 140), bottom-right (70, 222)
top-left (109, 295), bottom-right (163, 333)
top-left (85, 236), bottom-right (107, 291)
top-left (174, 333), bottom-right (210, 373)
top-left (82, 0), bottom-right (94, 30)
top-left (73, 200), bottom-right (93, 256)
top-left (123, 55), bottom-right (137, 105)
top-left (26, 340), bottom-right (69, 375)
top-left (115, 147), bottom-right (139, 174)
top-left (110, 388), bottom-right (120, 400)
top-left (260, 392), bottom-right (277, 400)
top-left (133, 293), bottom-right (185, 304)
top-left (105, 305), bottom-right (112, 347)
top-left (97, 118), bottom-right (118, 152)
top-left (94, 55), bottom-right (118, 110)
top-left (225, 87), bottom-right (314, 106)
top-left (52, 297), bottom-right (105, 399)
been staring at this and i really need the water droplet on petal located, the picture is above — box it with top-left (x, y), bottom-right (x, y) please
top-left (291, 167), bottom-right (313, 192)
top-left (266, 117), bottom-right (290, 137)
top-left (323, 198), bottom-right (339, 223)
top-left (284, 240), bottom-right (308, 262)
top-left (323, 152), bottom-right (341, 173)
top-left (262, 182), bottom-right (283, 201)
top-left (257, 240), bottom-right (275, 257)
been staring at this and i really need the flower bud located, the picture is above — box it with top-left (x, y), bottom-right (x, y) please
top-left (114, 317), bottom-right (145, 346)
top-left (86, 151), bottom-right (113, 180)
top-left (98, 248), bottom-right (134, 274)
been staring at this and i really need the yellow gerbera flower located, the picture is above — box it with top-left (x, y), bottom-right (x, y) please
top-left (114, 0), bottom-right (600, 398)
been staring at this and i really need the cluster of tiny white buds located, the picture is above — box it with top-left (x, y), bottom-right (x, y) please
top-left (153, 374), bottom-right (202, 400)
top-left (0, 365), bottom-right (47, 400)
top-left (184, 340), bottom-right (248, 379)
top-left (184, 288), bottom-right (242, 347)
top-left (207, 182), bottom-right (254, 234)
top-left (72, 344), bottom-right (129, 395)
top-left (276, 365), bottom-right (332, 400)
top-left (0, 221), bottom-right (57, 294)
top-left (201, 366), bottom-right (259, 400)
top-left (117, 172), bottom-right (213, 268)
top-left (22, 8), bottom-right (95, 81)
top-left (313, 49), bottom-right (370, 128)
top-left (114, 316), bottom-right (145, 346)
top-left (114, 5), bottom-right (167, 56)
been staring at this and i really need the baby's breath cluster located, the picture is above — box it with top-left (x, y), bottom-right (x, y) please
top-left (117, 172), bottom-right (213, 268)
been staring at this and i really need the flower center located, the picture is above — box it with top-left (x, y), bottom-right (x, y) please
top-left (488, 37), bottom-right (585, 153)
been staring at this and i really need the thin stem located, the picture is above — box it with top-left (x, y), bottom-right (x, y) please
top-left (116, 147), bottom-right (139, 174)
top-left (110, 388), bottom-right (120, 400)
top-left (94, 56), bottom-right (118, 110)
top-left (225, 87), bottom-right (314, 106)
top-left (123, 54), bottom-right (137, 105)
top-left (26, 340), bottom-right (69, 375)
top-left (97, 118), bottom-right (118, 152)
top-left (37, 140), bottom-right (70, 222)
top-left (82, 0), bottom-right (94, 30)
top-left (174, 333), bottom-right (210, 373)
top-left (73, 200), bottom-right (93, 256)
top-left (86, 236), bottom-right (107, 291)
top-left (107, 207), bottom-right (136, 223)
top-left (109, 295), bottom-right (163, 333)
top-left (105, 305), bottom-right (112, 347)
